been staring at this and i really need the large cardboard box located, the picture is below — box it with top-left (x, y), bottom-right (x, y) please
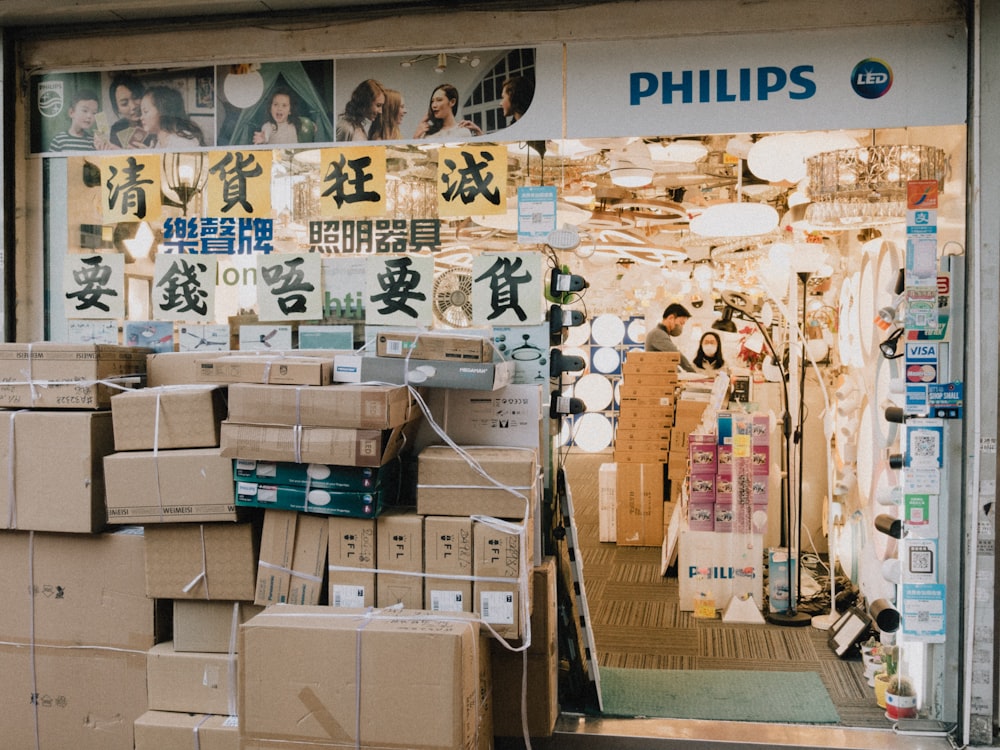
top-left (0, 343), bottom-right (148, 409)
top-left (146, 641), bottom-right (237, 715)
top-left (616, 462), bottom-right (665, 547)
top-left (424, 515), bottom-right (473, 613)
top-left (0, 410), bottom-right (115, 533)
top-left (598, 462), bottom-right (617, 542)
top-left (144, 521), bottom-right (260, 600)
top-left (375, 330), bottom-right (492, 362)
top-left (376, 509), bottom-right (423, 609)
top-left (195, 354), bottom-right (331, 385)
top-left (111, 384), bottom-right (225, 450)
top-left (234, 458), bottom-right (395, 491)
top-left (0, 528), bottom-right (162, 650)
top-left (255, 510), bottom-right (328, 606)
top-left (328, 516), bottom-right (377, 608)
top-left (105, 447), bottom-right (241, 524)
top-left (227, 382), bottom-right (415, 429)
top-left (335, 353), bottom-right (515, 390)
top-left (622, 349), bottom-right (681, 373)
top-left (677, 528), bottom-right (764, 611)
top-left (173, 600), bottom-right (264, 653)
top-left (134, 711), bottom-right (239, 750)
top-left (0, 644), bottom-right (147, 750)
top-left (146, 351), bottom-right (223, 387)
top-left (416, 445), bottom-right (537, 519)
top-left (220, 420), bottom-right (413, 467)
top-left (473, 518), bottom-right (527, 640)
top-left (239, 607), bottom-right (484, 750)
top-left (492, 558), bottom-right (558, 738)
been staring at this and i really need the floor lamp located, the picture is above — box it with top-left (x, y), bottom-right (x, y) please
top-left (720, 291), bottom-right (810, 626)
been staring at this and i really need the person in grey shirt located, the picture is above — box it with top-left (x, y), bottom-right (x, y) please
top-left (644, 303), bottom-right (696, 372)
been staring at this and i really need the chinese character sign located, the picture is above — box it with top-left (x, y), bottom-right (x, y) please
top-left (472, 251), bottom-right (543, 325)
top-left (257, 253), bottom-right (323, 321)
top-left (437, 145), bottom-right (507, 217)
top-left (101, 155), bottom-right (160, 223)
top-left (319, 147), bottom-right (386, 218)
top-left (365, 254), bottom-right (433, 326)
top-left (154, 254), bottom-right (217, 321)
top-left (64, 253), bottom-right (125, 319)
top-left (162, 217), bottom-right (274, 255)
top-left (208, 150), bottom-right (272, 218)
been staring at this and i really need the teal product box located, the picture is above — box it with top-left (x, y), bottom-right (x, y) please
top-left (768, 547), bottom-right (798, 613)
top-left (233, 458), bottom-right (399, 492)
top-left (235, 481), bottom-right (389, 518)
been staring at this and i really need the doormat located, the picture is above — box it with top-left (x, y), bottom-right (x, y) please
top-left (600, 668), bottom-right (841, 724)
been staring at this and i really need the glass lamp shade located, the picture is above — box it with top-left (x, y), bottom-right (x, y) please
top-left (690, 202), bottom-right (779, 238)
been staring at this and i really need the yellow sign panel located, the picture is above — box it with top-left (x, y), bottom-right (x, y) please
top-left (207, 150), bottom-right (273, 218)
top-left (437, 145), bottom-right (507, 217)
top-left (318, 146), bottom-right (387, 218)
top-left (101, 154), bottom-right (161, 224)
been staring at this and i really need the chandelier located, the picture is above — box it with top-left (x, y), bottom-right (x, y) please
top-left (804, 145), bottom-right (946, 229)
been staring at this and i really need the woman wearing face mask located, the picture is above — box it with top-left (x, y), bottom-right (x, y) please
top-left (694, 331), bottom-right (726, 371)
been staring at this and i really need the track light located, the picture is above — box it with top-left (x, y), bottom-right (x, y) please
top-left (549, 390), bottom-right (586, 419)
top-left (549, 304), bottom-right (586, 345)
top-left (549, 268), bottom-right (588, 300)
top-left (549, 348), bottom-right (586, 378)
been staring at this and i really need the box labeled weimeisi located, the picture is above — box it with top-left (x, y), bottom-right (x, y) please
top-left (134, 711), bottom-right (238, 750)
top-left (233, 458), bottom-right (394, 491)
top-left (0, 343), bottom-right (148, 409)
top-left (144, 521), bottom-right (260, 600)
top-left (104, 447), bottom-right (241, 524)
top-left (236, 481), bottom-right (390, 518)
top-left (239, 607), bottom-right (484, 750)
top-left (376, 330), bottom-right (492, 362)
top-left (424, 515), bottom-right (473, 613)
top-left (227, 382), bottom-right (415, 430)
top-left (220, 421), bottom-right (413, 467)
top-left (417, 445), bottom-right (537, 519)
top-left (0, 410), bottom-right (115, 533)
top-left (328, 516), bottom-right (377, 608)
top-left (195, 354), bottom-right (331, 385)
top-left (146, 640), bottom-right (237, 715)
top-left (335, 353), bottom-right (514, 390)
top-left (111, 384), bottom-right (225, 450)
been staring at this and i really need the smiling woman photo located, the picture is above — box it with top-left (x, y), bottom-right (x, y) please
top-left (413, 83), bottom-right (482, 140)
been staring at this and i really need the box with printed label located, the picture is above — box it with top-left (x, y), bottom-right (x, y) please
top-left (666, 449), bottom-right (689, 481)
top-left (688, 435), bottom-right (717, 475)
top-left (144, 521), bottom-right (260, 600)
top-left (239, 606), bottom-right (485, 750)
top-left (335, 353), bottom-right (515, 390)
top-left (195, 354), bottom-right (331, 386)
top-left (255, 510), bottom-right (329, 606)
top-left (615, 462), bottom-right (665, 547)
top-left (622, 349), bottom-right (681, 375)
top-left (687, 502), bottom-right (715, 531)
top-left (111, 385), bottom-right (225, 450)
top-left (752, 444), bottom-right (771, 475)
top-left (678, 529), bottom-right (763, 610)
top-left (752, 476), bottom-right (769, 504)
top-left (473, 519), bottom-right (527, 640)
top-left (236, 481), bottom-right (390, 518)
top-left (0, 528), bottom-right (162, 650)
top-left (416, 445), bottom-right (537, 519)
top-left (0, 410), bottom-right (115, 533)
top-left (105, 447), bottom-right (241, 524)
top-left (615, 446), bottom-right (670, 464)
top-left (714, 503), bottom-right (735, 532)
top-left (146, 351), bottom-right (222, 387)
top-left (689, 474), bottom-right (716, 504)
top-left (376, 509), bottom-right (424, 609)
top-left (134, 711), bottom-right (238, 750)
top-left (146, 640), bottom-right (237, 715)
top-left (717, 443), bottom-right (733, 478)
top-left (599, 462), bottom-right (617, 543)
top-left (227, 382), bottom-right (415, 429)
top-left (0, 644), bottom-right (147, 750)
top-left (233, 458), bottom-right (397, 491)
top-left (424, 515), bottom-right (474, 613)
top-left (0, 343), bottom-right (149, 409)
top-left (172, 600), bottom-right (263, 653)
top-left (328, 516), bottom-right (377, 608)
top-left (375, 330), bottom-right (492, 362)
top-left (220, 420), bottom-right (414, 467)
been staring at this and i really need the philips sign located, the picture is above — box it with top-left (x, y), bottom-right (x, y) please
top-left (630, 65), bottom-right (816, 105)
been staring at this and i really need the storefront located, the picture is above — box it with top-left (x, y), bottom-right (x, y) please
top-left (5, 0), bottom-right (995, 747)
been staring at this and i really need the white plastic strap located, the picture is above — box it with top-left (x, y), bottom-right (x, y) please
top-left (182, 525), bottom-right (210, 598)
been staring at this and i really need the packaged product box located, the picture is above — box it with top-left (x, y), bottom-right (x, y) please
top-left (104, 447), bottom-right (242, 524)
top-left (752, 475), bottom-right (769, 503)
top-left (714, 502), bottom-right (735, 532)
top-left (473, 518), bottom-right (528, 640)
top-left (615, 425), bottom-right (672, 444)
top-left (615, 462), bottom-right (665, 547)
top-left (670, 428), bottom-right (690, 451)
top-left (617, 409), bottom-right (676, 430)
top-left (717, 443), bottom-right (733, 478)
top-left (617, 390), bottom-right (676, 409)
top-left (598, 462), bottom-right (617, 543)
top-left (424, 515), bottom-right (473, 613)
top-left (195, 354), bottom-right (331, 386)
top-left (621, 349), bottom-right (681, 374)
top-left (0, 527), bottom-right (162, 650)
top-left (146, 641), bottom-right (237, 715)
top-left (227, 382), bottom-right (415, 430)
top-left (239, 606), bottom-right (484, 750)
top-left (716, 475), bottom-right (734, 500)
top-left (688, 434), bottom-right (717, 475)
top-left (491, 557), bottom-right (558, 738)
top-left (144, 521), bottom-right (260, 600)
top-left (614, 445), bottom-right (670, 464)
top-left (234, 458), bottom-right (396, 491)
top-left (236, 481), bottom-right (390, 518)
top-left (619, 371), bottom-right (679, 388)
top-left (172, 600), bottom-right (264, 653)
top-left (752, 413), bottom-right (771, 445)
top-left (687, 502), bottom-right (716, 531)
top-left (110, 384), bottom-right (226, 450)
top-left (328, 516), bottom-right (377, 608)
top-left (752, 444), bottom-right (771, 475)
top-left (0, 644), bottom-right (147, 750)
top-left (677, 529), bottom-right (763, 611)
top-left (255, 509), bottom-right (328, 606)
top-left (674, 398), bottom-right (711, 425)
top-left (334, 353), bottom-right (515, 390)
top-left (666, 448), bottom-right (689, 481)
top-left (0, 343), bottom-right (148, 409)
top-left (146, 351), bottom-right (223, 387)
top-left (375, 330), bottom-right (492, 362)
top-left (0, 410), bottom-right (115, 533)
top-left (134, 711), bottom-right (238, 750)
top-left (376, 509), bottom-right (424, 609)
top-left (220, 420), bottom-right (414, 467)
top-left (689, 473), bottom-right (716, 504)
top-left (416, 445), bottom-right (537, 519)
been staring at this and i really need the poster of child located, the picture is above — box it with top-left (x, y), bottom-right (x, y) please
top-left (48, 88), bottom-right (101, 151)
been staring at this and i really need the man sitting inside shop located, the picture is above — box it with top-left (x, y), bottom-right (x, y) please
top-left (645, 303), bottom-right (696, 372)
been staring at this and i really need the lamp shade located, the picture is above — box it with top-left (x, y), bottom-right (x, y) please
top-left (690, 203), bottom-right (779, 238)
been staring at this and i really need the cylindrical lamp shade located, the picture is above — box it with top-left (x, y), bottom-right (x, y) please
top-left (869, 598), bottom-right (900, 633)
top-left (874, 513), bottom-right (902, 539)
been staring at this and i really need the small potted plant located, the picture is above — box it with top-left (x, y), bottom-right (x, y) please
top-left (878, 645), bottom-right (918, 719)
